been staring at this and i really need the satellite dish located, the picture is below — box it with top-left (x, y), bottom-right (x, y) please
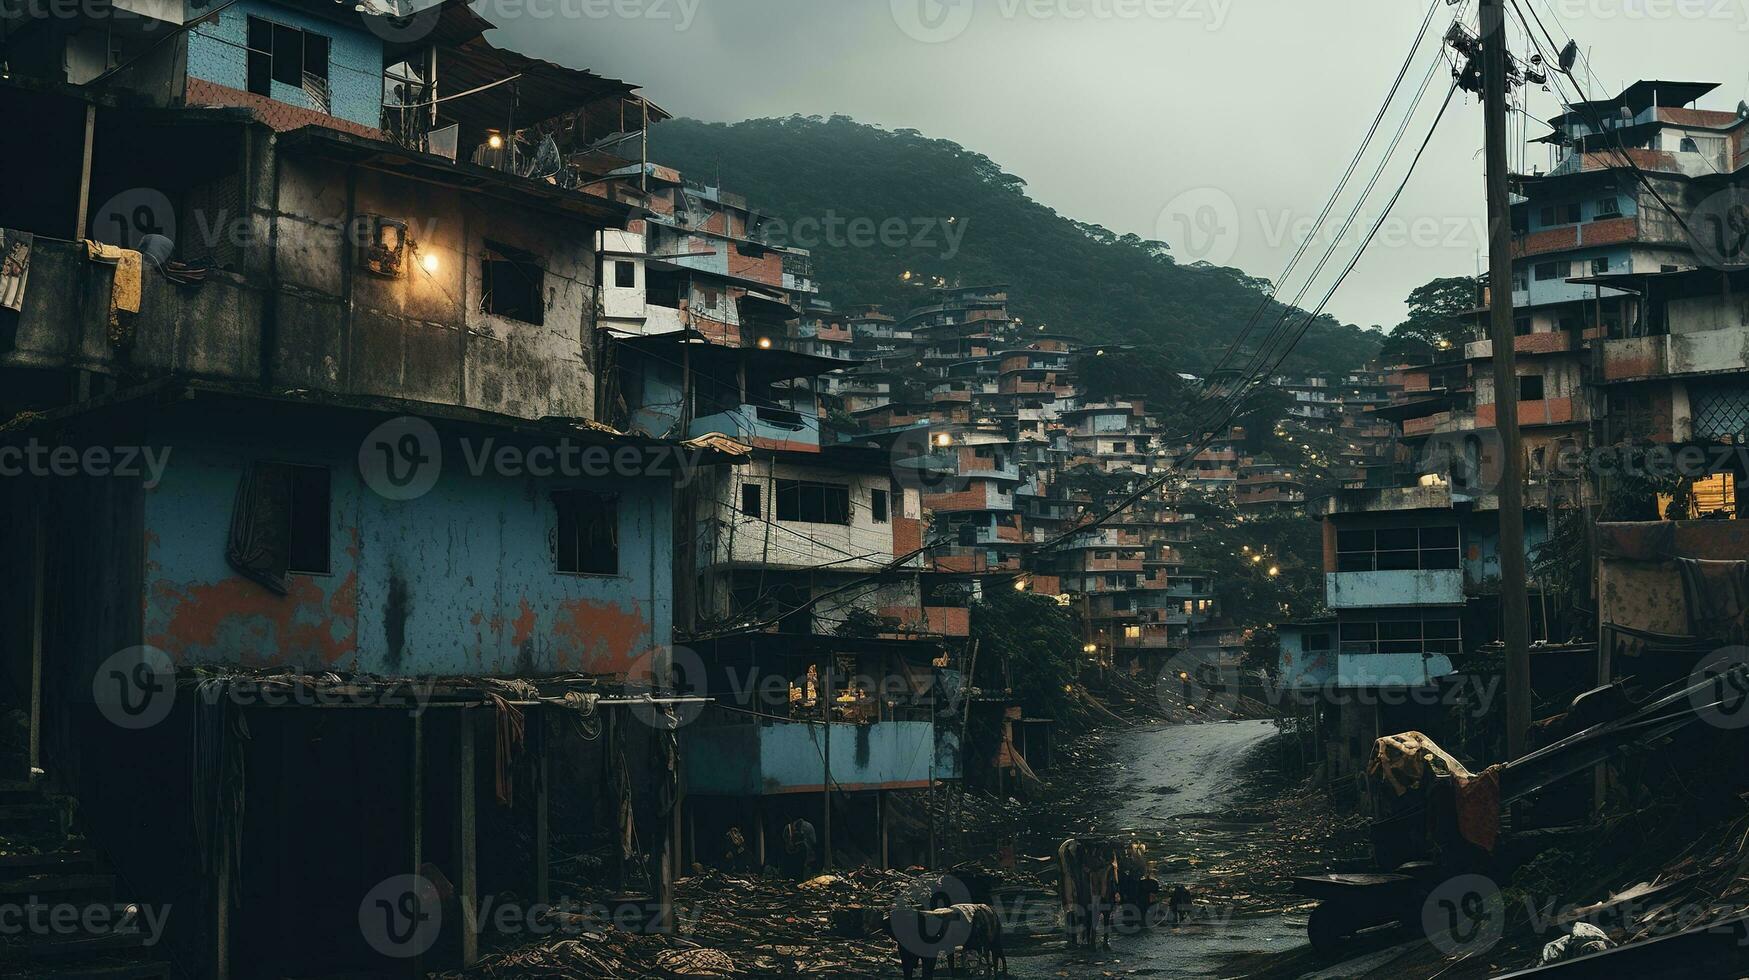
top-left (1738, 101), bottom-right (1749, 119)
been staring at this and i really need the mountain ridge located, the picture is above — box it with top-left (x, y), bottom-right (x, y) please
top-left (646, 114), bottom-right (1383, 375)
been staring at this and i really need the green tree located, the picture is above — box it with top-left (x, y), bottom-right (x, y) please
top-left (969, 591), bottom-right (1080, 717)
top-left (648, 115), bottom-right (1383, 375)
top-left (1386, 276), bottom-right (1479, 355)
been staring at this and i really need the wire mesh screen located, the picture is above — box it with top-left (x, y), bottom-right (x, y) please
top-left (1692, 381), bottom-right (1749, 441)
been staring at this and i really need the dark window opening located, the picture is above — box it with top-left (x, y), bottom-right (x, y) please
top-left (775, 480), bottom-right (850, 525)
top-left (245, 17), bottom-right (329, 103)
top-left (555, 490), bottom-right (618, 575)
top-left (482, 240), bottom-right (545, 324)
top-left (1534, 260), bottom-right (1570, 282)
top-left (1336, 525), bottom-right (1460, 572)
top-left (871, 488), bottom-right (889, 523)
top-left (1519, 375), bottom-right (1546, 401)
top-left (225, 461), bottom-right (330, 592)
top-left (614, 260), bottom-right (636, 289)
top-left (741, 483), bottom-right (762, 517)
top-left (1592, 256), bottom-right (1610, 275)
top-left (286, 464), bottom-right (331, 574)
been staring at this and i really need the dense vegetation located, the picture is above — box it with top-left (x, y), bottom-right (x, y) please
top-left (649, 115), bottom-right (1383, 375)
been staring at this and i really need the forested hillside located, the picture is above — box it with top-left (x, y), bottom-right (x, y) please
top-left (648, 114), bottom-right (1382, 374)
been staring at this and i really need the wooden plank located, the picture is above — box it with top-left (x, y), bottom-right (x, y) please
top-left (534, 721), bottom-right (549, 905)
top-left (458, 713), bottom-right (477, 968)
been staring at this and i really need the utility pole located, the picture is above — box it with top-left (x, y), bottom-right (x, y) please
top-left (1480, 0), bottom-right (1533, 759)
top-left (821, 658), bottom-right (832, 871)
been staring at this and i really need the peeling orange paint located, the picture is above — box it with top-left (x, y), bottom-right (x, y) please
top-left (511, 599), bottom-right (537, 650)
top-left (146, 572), bottom-right (359, 667)
top-left (553, 599), bottom-right (650, 678)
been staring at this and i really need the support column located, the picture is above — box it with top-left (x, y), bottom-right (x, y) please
top-left (411, 712), bottom-right (424, 979)
top-left (459, 712), bottom-right (478, 968)
top-left (878, 791), bottom-right (890, 870)
top-left (754, 799), bottom-right (766, 870)
top-left (28, 503), bottom-right (44, 779)
top-left (535, 718), bottom-right (549, 905)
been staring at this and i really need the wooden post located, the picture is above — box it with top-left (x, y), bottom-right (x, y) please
top-left (74, 104), bottom-right (95, 240)
top-left (215, 833), bottom-right (230, 980)
top-left (878, 791), bottom-right (890, 870)
top-left (28, 504), bottom-right (44, 778)
top-left (411, 712), bottom-right (424, 980)
top-left (754, 799), bottom-right (766, 870)
top-left (535, 717), bottom-right (549, 905)
top-left (459, 712), bottom-right (478, 968)
top-left (821, 658), bottom-right (832, 871)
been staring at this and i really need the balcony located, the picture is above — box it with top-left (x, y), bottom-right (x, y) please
top-left (1602, 324), bottom-right (1749, 383)
top-left (689, 404), bottom-right (822, 452)
top-left (1325, 570), bottom-right (1464, 609)
top-left (684, 719), bottom-right (955, 796)
top-left (879, 606), bottom-right (971, 638)
top-left (1464, 331), bottom-right (1575, 359)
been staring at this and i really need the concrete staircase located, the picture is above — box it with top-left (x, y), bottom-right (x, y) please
top-left (0, 772), bottom-right (175, 979)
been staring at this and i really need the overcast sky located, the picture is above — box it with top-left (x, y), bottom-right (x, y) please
top-left (486, 0), bottom-right (1749, 329)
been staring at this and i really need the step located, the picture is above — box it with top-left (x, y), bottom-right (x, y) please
top-left (0, 779), bottom-right (40, 804)
top-left (0, 872), bottom-right (116, 900)
top-left (15, 928), bottom-right (155, 961)
top-left (15, 958), bottom-right (173, 980)
top-left (0, 803), bottom-right (60, 831)
top-left (0, 849), bottom-right (97, 881)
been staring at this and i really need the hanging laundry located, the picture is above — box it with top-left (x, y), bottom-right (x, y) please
top-left (0, 229), bottom-right (31, 311)
top-left (84, 240), bottom-right (144, 347)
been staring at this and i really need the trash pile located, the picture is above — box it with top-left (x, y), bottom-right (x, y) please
top-left (442, 868), bottom-right (935, 979)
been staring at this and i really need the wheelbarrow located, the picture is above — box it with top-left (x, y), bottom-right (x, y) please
top-left (1290, 861), bottom-right (1440, 955)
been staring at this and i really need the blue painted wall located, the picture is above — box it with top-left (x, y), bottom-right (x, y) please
top-left (141, 412), bottom-right (673, 678)
top-left (686, 719), bottom-right (955, 796)
top-left (187, 0), bottom-right (382, 130)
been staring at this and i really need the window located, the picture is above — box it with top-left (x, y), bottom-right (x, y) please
top-left (1511, 271), bottom-right (1528, 292)
top-left (245, 17), bottom-right (329, 104)
top-left (1514, 316), bottom-right (1533, 336)
top-left (1302, 632), bottom-right (1332, 652)
top-left (1519, 375), bottom-right (1546, 401)
top-left (1534, 260), bottom-right (1571, 282)
top-left (775, 480), bottom-right (850, 525)
top-left (225, 462), bottom-right (330, 588)
top-left (1592, 256), bottom-right (1610, 275)
top-left (285, 465), bottom-right (331, 574)
top-left (741, 483), bottom-right (762, 517)
top-left (871, 488), bottom-right (889, 524)
top-left (1595, 196), bottom-right (1622, 218)
top-left (481, 240), bottom-right (545, 324)
top-left (1339, 615), bottom-right (1461, 656)
top-left (614, 260), bottom-right (636, 289)
top-left (554, 490), bottom-right (618, 574)
top-left (1336, 525), bottom-right (1459, 572)
top-left (1538, 203), bottom-right (1582, 226)
top-left (1680, 137), bottom-right (1699, 153)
